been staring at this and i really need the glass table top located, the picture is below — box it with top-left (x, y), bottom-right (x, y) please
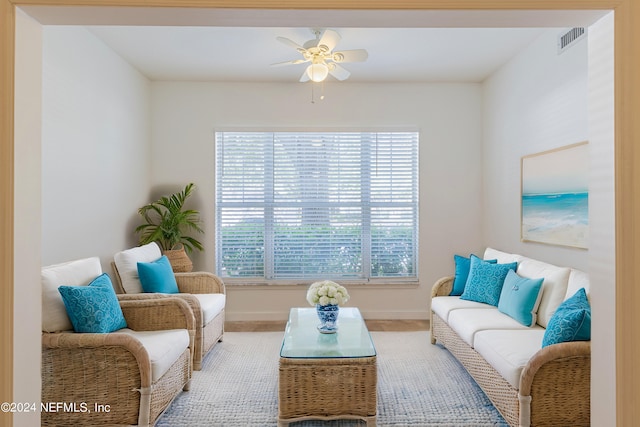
top-left (280, 307), bottom-right (376, 359)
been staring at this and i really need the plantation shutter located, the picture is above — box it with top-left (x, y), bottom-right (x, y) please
top-left (215, 131), bottom-right (418, 281)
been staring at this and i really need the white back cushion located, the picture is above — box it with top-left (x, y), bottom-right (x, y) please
top-left (566, 268), bottom-right (590, 300)
top-left (113, 242), bottom-right (162, 294)
top-left (483, 247), bottom-right (523, 264)
top-left (516, 257), bottom-right (570, 328)
top-left (42, 257), bottom-right (103, 332)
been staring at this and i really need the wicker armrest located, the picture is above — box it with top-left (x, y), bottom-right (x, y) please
top-left (168, 293), bottom-right (203, 328)
top-left (117, 293), bottom-right (167, 301)
top-left (42, 332), bottom-right (153, 386)
top-left (119, 297), bottom-right (195, 332)
top-left (519, 340), bottom-right (591, 396)
top-left (118, 292), bottom-right (202, 329)
top-left (431, 276), bottom-right (454, 298)
top-left (175, 272), bottom-right (225, 294)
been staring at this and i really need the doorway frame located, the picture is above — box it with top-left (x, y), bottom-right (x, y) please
top-left (1, 1), bottom-right (637, 425)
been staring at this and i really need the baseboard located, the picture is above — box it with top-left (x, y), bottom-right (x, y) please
top-left (359, 310), bottom-right (429, 320)
top-left (225, 309), bottom-right (429, 322)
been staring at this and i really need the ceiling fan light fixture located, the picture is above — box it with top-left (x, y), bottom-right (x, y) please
top-left (274, 29), bottom-right (368, 84)
top-left (306, 63), bottom-right (329, 82)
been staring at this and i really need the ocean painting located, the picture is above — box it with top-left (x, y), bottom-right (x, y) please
top-left (521, 142), bottom-right (589, 249)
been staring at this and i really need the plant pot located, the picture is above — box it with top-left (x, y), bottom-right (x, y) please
top-left (163, 246), bottom-right (193, 273)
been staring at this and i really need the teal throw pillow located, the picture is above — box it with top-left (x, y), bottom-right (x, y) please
top-left (137, 255), bottom-right (179, 294)
top-left (542, 288), bottom-right (591, 347)
top-left (58, 273), bottom-right (127, 333)
top-left (450, 254), bottom-right (497, 296)
top-left (460, 255), bottom-right (517, 306)
top-left (497, 269), bottom-right (544, 326)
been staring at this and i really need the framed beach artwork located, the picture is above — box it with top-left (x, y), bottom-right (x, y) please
top-left (521, 142), bottom-right (589, 249)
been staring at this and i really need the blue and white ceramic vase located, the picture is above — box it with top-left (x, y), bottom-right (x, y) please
top-left (316, 304), bottom-right (339, 334)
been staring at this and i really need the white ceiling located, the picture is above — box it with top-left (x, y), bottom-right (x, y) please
top-left (87, 26), bottom-right (549, 83)
top-left (24, 6), bottom-right (608, 84)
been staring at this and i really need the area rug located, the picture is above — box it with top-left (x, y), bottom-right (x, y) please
top-left (156, 331), bottom-right (507, 426)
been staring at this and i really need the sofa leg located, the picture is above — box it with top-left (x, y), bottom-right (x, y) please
top-left (183, 380), bottom-right (191, 391)
top-left (429, 314), bottom-right (436, 344)
top-left (518, 393), bottom-right (531, 427)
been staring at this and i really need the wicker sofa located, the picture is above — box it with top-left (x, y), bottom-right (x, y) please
top-left (430, 248), bottom-right (591, 427)
top-left (112, 242), bottom-right (226, 370)
top-left (41, 257), bottom-right (194, 426)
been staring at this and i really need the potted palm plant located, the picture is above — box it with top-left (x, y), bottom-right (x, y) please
top-left (135, 182), bottom-right (204, 272)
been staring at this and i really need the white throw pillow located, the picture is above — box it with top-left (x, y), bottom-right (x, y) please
top-left (113, 242), bottom-right (162, 294)
top-left (41, 257), bottom-right (103, 332)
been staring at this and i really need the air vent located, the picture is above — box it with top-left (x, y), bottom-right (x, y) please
top-left (558, 27), bottom-right (586, 54)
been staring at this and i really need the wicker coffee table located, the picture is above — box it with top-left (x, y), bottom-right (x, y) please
top-left (278, 307), bottom-right (377, 427)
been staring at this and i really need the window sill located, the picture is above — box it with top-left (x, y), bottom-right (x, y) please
top-left (224, 278), bottom-right (420, 290)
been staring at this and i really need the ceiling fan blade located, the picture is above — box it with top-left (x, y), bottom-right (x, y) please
top-left (328, 63), bottom-right (351, 81)
top-left (271, 59), bottom-right (308, 67)
top-left (299, 70), bottom-right (310, 83)
top-left (276, 36), bottom-right (306, 53)
top-left (332, 49), bottom-right (369, 63)
top-left (317, 29), bottom-right (341, 53)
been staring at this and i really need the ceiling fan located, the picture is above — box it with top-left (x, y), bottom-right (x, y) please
top-left (272, 28), bottom-right (369, 83)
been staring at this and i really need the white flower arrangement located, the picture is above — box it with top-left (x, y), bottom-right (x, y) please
top-left (306, 280), bottom-right (350, 307)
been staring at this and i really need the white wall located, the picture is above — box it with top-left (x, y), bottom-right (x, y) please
top-left (587, 13), bottom-right (616, 426)
top-left (150, 82), bottom-right (484, 320)
top-left (41, 27), bottom-right (152, 271)
top-left (27, 25), bottom-right (153, 424)
top-left (14, 8), bottom-right (43, 427)
top-left (482, 29), bottom-right (589, 270)
top-left (483, 24), bottom-right (615, 424)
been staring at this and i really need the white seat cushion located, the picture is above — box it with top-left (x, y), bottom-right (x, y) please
top-left (516, 257), bottom-right (570, 328)
top-left (116, 328), bottom-right (189, 382)
top-left (473, 329), bottom-right (546, 390)
top-left (113, 242), bottom-right (162, 294)
top-left (42, 257), bottom-right (103, 332)
top-left (431, 296), bottom-right (494, 323)
top-left (193, 294), bottom-right (226, 325)
top-left (448, 308), bottom-right (542, 347)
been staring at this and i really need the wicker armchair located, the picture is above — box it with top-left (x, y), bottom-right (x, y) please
top-left (41, 258), bottom-right (195, 426)
top-left (112, 243), bottom-right (225, 370)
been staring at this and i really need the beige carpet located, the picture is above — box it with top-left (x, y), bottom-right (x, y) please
top-left (156, 331), bottom-right (507, 426)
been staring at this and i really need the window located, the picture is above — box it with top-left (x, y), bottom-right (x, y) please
top-left (215, 131), bottom-right (419, 282)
